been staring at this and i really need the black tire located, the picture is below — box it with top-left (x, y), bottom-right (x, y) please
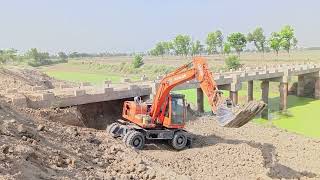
top-left (125, 131), bottom-right (145, 150)
top-left (107, 123), bottom-right (120, 137)
top-left (171, 131), bottom-right (187, 150)
top-left (122, 130), bottom-right (133, 143)
top-left (106, 123), bottom-right (117, 134)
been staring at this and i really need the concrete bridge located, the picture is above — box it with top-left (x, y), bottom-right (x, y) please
top-left (4, 63), bottom-right (320, 119)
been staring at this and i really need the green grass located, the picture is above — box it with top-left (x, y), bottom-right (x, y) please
top-left (177, 86), bottom-right (320, 139)
top-left (42, 60), bottom-right (174, 84)
top-left (45, 71), bottom-right (124, 84)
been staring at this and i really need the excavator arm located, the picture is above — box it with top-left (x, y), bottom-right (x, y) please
top-left (149, 57), bottom-right (266, 128)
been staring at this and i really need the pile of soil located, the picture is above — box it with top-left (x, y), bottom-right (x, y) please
top-left (144, 117), bottom-right (320, 179)
top-left (0, 101), bottom-right (182, 179)
top-left (0, 67), bottom-right (73, 93)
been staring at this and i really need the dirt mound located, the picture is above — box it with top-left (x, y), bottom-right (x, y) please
top-left (24, 107), bottom-right (85, 127)
top-left (0, 67), bottom-right (73, 93)
top-left (151, 116), bottom-right (320, 179)
top-left (0, 101), bottom-right (182, 179)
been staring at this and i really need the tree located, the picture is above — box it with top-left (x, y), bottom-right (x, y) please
top-left (172, 35), bottom-right (191, 56)
top-left (0, 48), bottom-right (18, 63)
top-left (58, 52), bottom-right (68, 61)
top-left (247, 27), bottom-right (266, 53)
top-left (215, 30), bottom-right (224, 52)
top-left (279, 25), bottom-right (297, 53)
top-left (162, 41), bottom-right (173, 55)
top-left (132, 54), bottom-right (144, 68)
top-left (150, 42), bottom-right (166, 56)
top-left (269, 32), bottom-right (282, 56)
top-left (25, 48), bottom-right (50, 66)
top-left (69, 52), bottom-right (80, 58)
top-left (227, 32), bottom-right (247, 56)
top-left (190, 40), bottom-right (204, 56)
top-left (206, 30), bottom-right (223, 54)
top-left (223, 43), bottom-right (231, 55)
top-left (225, 55), bottom-right (241, 70)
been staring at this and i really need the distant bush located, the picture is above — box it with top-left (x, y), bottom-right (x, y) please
top-left (132, 55), bottom-right (144, 68)
top-left (28, 59), bottom-right (67, 67)
top-left (225, 55), bottom-right (241, 70)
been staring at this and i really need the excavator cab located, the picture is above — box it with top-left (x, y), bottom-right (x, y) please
top-left (163, 94), bottom-right (186, 129)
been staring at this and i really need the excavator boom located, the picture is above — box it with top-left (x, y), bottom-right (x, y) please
top-left (150, 57), bottom-right (266, 128)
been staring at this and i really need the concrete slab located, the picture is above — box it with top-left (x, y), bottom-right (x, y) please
top-left (11, 95), bottom-right (27, 108)
top-left (81, 82), bottom-right (91, 87)
top-left (104, 87), bottom-right (114, 93)
top-left (41, 92), bottom-right (55, 101)
top-left (74, 90), bottom-right (86, 96)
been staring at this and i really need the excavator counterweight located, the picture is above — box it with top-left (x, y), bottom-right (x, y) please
top-left (106, 57), bottom-right (266, 150)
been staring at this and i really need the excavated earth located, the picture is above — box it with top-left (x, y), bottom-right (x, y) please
top-left (0, 67), bottom-right (320, 180)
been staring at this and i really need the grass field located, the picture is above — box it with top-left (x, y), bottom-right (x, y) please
top-left (45, 71), bottom-right (123, 84)
top-left (42, 62), bottom-right (142, 84)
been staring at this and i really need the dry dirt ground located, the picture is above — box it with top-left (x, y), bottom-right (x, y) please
top-left (1, 68), bottom-right (320, 180)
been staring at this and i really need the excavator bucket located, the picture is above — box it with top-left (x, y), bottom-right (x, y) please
top-left (216, 100), bottom-right (266, 128)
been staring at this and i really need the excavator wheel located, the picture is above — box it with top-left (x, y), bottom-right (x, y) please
top-left (125, 130), bottom-right (145, 149)
top-left (171, 131), bottom-right (188, 150)
top-left (106, 123), bottom-right (116, 134)
top-left (122, 130), bottom-right (133, 143)
top-left (106, 122), bottom-right (120, 137)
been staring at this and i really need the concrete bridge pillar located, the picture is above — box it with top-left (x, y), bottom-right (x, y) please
top-left (261, 80), bottom-right (269, 119)
top-left (196, 88), bottom-right (204, 113)
top-left (297, 75), bottom-right (304, 97)
top-left (229, 91), bottom-right (238, 105)
top-left (229, 74), bottom-right (241, 105)
top-left (315, 76), bottom-right (320, 99)
top-left (247, 80), bottom-right (254, 102)
top-left (280, 82), bottom-right (288, 111)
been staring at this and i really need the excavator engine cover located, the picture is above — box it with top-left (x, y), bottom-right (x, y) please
top-left (216, 100), bottom-right (266, 128)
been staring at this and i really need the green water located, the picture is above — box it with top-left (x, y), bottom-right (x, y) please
top-left (177, 89), bottom-right (320, 138)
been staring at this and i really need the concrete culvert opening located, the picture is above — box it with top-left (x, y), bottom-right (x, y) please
top-left (45, 95), bottom-right (199, 130)
top-left (76, 98), bottom-right (133, 130)
top-left (39, 98), bottom-right (135, 130)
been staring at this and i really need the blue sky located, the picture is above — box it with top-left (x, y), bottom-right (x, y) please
top-left (0, 0), bottom-right (319, 53)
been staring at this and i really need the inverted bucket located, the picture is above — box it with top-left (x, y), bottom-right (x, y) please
top-left (216, 100), bottom-right (266, 128)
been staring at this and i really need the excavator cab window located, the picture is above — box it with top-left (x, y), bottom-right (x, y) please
top-left (170, 94), bottom-right (185, 125)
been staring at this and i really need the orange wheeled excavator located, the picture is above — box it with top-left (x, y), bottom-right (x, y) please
top-left (106, 57), bottom-right (266, 150)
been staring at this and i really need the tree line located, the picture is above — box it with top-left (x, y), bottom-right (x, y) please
top-left (0, 49), bottom-right (135, 66)
top-left (0, 48), bottom-right (69, 66)
top-left (149, 25), bottom-right (298, 57)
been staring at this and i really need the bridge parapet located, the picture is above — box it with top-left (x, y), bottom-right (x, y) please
top-left (3, 63), bottom-right (320, 116)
